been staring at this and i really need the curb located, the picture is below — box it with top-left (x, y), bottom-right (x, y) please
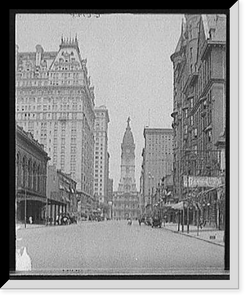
top-left (163, 227), bottom-right (224, 247)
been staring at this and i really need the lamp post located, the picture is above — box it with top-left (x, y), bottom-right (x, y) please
top-left (108, 201), bottom-right (113, 220)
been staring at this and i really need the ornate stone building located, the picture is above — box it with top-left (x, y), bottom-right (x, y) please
top-left (16, 125), bottom-right (50, 224)
top-left (170, 15), bottom-right (226, 228)
top-left (15, 37), bottom-right (95, 207)
top-left (113, 118), bottom-right (139, 220)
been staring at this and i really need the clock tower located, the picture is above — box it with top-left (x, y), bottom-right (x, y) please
top-left (113, 117), bottom-right (139, 220)
top-left (118, 117), bottom-right (137, 192)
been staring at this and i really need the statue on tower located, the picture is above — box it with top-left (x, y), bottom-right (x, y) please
top-left (127, 116), bottom-right (131, 128)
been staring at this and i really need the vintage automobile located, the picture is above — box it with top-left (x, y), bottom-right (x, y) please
top-left (60, 214), bottom-right (77, 225)
top-left (144, 216), bottom-right (152, 226)
top-left (61, 214), bottom-right (70, 225)
top-left (151, 216), bottom-right (162, 228)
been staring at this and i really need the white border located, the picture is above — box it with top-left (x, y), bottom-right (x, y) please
top-left (4, 4), bottom-right (239, 289)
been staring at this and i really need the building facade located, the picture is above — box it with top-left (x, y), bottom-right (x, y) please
top-left (141, 127), bottom-right (173, 213)
top-left (113, 118), bottom-right (139, 220)
top-left (46, 165), bottom-right (77, 224)
top-left (170, 14), bottom-right (226, 228)
top-left (107, 178), bottom-right (114, 219)
top-left (93, 106), bottom-right (110, 205)
top-left (16, 125), bottom-right (50, 224)
top-left (15, 37), bottom-right (95, 205)
top-left (57, 170), bottom-right (77, 215)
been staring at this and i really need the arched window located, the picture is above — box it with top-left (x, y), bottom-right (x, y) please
top-left (16, 153), bottom-right (20, 188)
top-left (37, 164), bottom-right (40, 192)
top-left (33, 162), bottom-right (37, 191)
top-left (22, 156), bottom-right (27, 188)
top-left (28, 159), bottom-right (32, 189)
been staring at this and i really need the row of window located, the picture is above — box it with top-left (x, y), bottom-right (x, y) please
top-left (16, 88), bottom-right (83, 96)
top-left (16, 153), bottom-right (46, 195)
top-left (16, 112), bottom-right (83, 121)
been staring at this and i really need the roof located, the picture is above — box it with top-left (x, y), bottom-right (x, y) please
top-left (144, 127), bottom-right (173, 137)
top-left (202, 14), bottom-right (226, 42)
top-left (122, 125), bottom-right (134, 146)
top-left (16, 125), bottom-right (50, 160)
top-left (171, 14), bottom-right (226, 58)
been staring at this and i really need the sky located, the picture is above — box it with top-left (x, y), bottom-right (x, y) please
top-left (15, 12), bottom-right (183, 190)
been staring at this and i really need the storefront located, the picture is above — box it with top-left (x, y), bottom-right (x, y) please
top-left (16, 125), bottom-right (50, 225)
top-left (16, 191), bottom-right (47, 224)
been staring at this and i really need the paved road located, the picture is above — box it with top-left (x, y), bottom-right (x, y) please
top-left (16, 220), bottom-right (224, 275)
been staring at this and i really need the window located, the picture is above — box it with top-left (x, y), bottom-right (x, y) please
top-left (194, 128), bottom-right (198, 138)
top-left (184, 125), bottom-right (188, 135)
top-left (190, 47), bottom-right (193, 59)
top-left (208, 130), bottom-right (212, 143)
top-left (190, 97), bottom-right (194, 109)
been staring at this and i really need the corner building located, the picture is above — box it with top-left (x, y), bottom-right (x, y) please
top-left (15, 37), bottom-right (95, 202)
top-left (170, 15), bottom-right (226, 228)
top-left (170, 14), bottom-right (226, 197)
top-left (113, 118), bottom-right (139, 220)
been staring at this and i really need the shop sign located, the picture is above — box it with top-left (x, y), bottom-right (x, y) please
top-left (183, 175), bottom-right (223, 188)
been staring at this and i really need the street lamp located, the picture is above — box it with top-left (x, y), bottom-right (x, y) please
top-left (108, 201), bottom-right (113, 220)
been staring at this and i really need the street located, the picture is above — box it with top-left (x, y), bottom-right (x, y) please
top-left (16, 220), bottom-right (224, 275)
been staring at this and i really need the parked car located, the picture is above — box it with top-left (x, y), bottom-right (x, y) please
top-left (145, 216), bottom-right (152, 226)
top-left (61, 214), bottom-right (70, 225)
top-left (151, 216), bottom-right (162, 228)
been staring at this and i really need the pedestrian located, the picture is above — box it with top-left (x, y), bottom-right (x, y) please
top-left (29, 216), bottom-right (33, 224)
top-left (127, 218), bottom-right (132, 225)
top-left (138, 218), bottom-right (141, 226)
top-left (56, 214), bottom-right (59, 225)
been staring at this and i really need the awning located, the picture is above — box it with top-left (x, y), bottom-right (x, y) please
top-left (197, 184), bottom-right (225, 198)
top-left (17, 195), bottom-right (47, 203)
top-left (48, 198), bottom-right (65, 205)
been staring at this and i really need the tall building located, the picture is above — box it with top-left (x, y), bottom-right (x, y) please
top-left (141, 128), bottom-right (173, 210)
top-left (113, 118), bottom-right (139, 220)
top-left (93, 105), bottom-right (110, 204)
top-left (15, 37), bottom-right (95, 204)
top-left (170, 14), bottom-right (226, 227)
top-left (170, 14), bottom-right (226, 193)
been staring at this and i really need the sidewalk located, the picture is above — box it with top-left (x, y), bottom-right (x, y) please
top-left (162, 223), bottom-right (224, 247)
top-left (16, 223), bottom-right (46, 230)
